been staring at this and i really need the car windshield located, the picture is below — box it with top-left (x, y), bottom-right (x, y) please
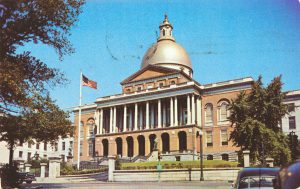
top-left (238, 176), bottom-right (275, 189)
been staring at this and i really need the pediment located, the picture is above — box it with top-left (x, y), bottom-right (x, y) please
top-left (121, 65), bottom-right (180, 85)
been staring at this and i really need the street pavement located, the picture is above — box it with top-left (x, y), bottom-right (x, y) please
top-left (21, 181), bottom-right (231, 189)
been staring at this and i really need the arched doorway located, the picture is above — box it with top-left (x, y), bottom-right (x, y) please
top-left (149, 134), bottom-right (156, 152)
top-left (207, 154), bottom-right (213, 160)
top-left (126, 136), bottom-right (134, 157)
top-left (178, 131), bottom-right (187, 152)
top-left (137, 135), bottom-right (145, 156)
top-left (222, 154), bottom-right (229, 161)
top-left (115, 137), bottom-right (123, 157)
top-left (161, 133), bottom-right (170, 153)
top-left (102, 139), bottom-right (108, 157)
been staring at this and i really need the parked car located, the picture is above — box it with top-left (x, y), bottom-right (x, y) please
top-left (17, 172), bottom-right (36, 184)
top-left (231, 167), bottom-right (280, 189)
top-left (274, 161), bottom-right (300, 189)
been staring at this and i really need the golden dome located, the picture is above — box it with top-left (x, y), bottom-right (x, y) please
top-left (141, 15), bottom-right (193, 75)
top-left (141, 40), bottom-right (192, 70)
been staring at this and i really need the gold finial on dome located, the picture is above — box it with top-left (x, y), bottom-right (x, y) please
top-left (163, 14), bottom-right (169, 23)
top-left (158, 14), bottom-right (174, 42)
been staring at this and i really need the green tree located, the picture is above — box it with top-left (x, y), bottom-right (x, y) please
top-left (229, 76), bottom-right (291, 166)
top-left (287, 132), bottom-right (300, 162)
top-left (0, 0), bottom-right (85, 172)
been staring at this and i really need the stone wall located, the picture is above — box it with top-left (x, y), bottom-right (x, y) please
top-left (113, 168), bottom-right (240, 182)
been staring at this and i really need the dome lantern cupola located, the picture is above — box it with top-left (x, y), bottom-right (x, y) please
top-left (141, 15), bottom-right (193, 77)
top-left (158, 14), bottom-right (175, 42)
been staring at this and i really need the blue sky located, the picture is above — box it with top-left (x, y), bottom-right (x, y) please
top-left (23, 0), bottom-right (300, 110)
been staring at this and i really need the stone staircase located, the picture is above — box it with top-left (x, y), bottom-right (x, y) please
top-left (36, 172), bottom-right (108, 183)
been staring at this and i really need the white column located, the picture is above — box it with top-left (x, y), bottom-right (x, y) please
top-left (108, 156), bottom-right (116, 182)
top-left (113, 106), bottom-right (117, 133)
top-left (40, 163), bottom-right (47, 178)
top-left (139, 106), bottom-right (143, 129)
top-left (170, 97), bottom-right (174, 127)
top-left (174, 96), bottom-right (178, 126)
top-left (191, 94), bottom-right (195, 124)
top-left (95, 110), bottom-right (99, 134)
top-left (123, 105), bottom-right (127, 132)
top-left (109, 107), bottom-right (113, 133)
top-left (197, 97), bottom-right (202, 126)
top-left (187, 95), bottom-right (191, 125)
top-left (134, 103), bottom-right (138, 130)
top-left (146, 101), bottom-right (149, 129)
top-left (163, 103), bottom-right (166, 127)
top-left (100, 109), bottom-right (103, 134)
top-left (158, 99), bottom-right (161, 128)
top-left (129, 109), bottom-right (132, 131)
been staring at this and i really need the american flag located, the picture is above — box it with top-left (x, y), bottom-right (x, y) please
top-left (82, 74), bottom-right (97, 89)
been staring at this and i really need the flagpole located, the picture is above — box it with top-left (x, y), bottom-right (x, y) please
top-left (77, 70), bottom-right (82, 170)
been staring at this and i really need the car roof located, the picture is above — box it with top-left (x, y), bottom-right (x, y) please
top-left (239, 167), bottom-right (280, 177)
top-left (280, 162), bottom-right (300, 189)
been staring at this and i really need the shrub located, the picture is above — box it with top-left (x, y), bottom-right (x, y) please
top-left (60, 164), bottom-right (107, 175)
top-left (60, 162), bottom-right (75, 175)
top-left (0, 163), bottom-right (20, 188)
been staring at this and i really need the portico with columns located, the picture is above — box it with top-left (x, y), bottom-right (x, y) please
top-left (94, 84), bottom-right (203, 159)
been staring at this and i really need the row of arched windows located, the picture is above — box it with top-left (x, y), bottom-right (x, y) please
top-left (206, 154), bottom-right (229, 161)
top-left (204, 99), bottom-right (230, 125)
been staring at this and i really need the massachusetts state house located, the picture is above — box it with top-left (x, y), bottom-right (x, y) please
top-left (73, 15), bottom-right (254, 163)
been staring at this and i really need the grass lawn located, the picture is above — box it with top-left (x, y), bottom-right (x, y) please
top-left (120, 160), bottom-right (238, 170)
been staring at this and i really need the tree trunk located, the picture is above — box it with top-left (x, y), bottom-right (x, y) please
top-left (9, 144), bottom-right (14, 168)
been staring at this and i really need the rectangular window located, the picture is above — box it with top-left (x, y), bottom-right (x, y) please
top-left (289, 116), bottom-right (296, 129)
top-left (27, 152), bottom-right (31, 161)
top-left (36, 143), bottom-right (40, 150)
top-left (62, 142), bottom-right (66, 151)
top-left (54, 143), bottom-right (58, 151)
top-left (19, 151), bottom-right (23, 158)
top-left (88, 142), bottom-right (94, 157)
top-left (28, 142), bottom-right (32, 148)
top-left (221, 130), bottom-right (228, 146)
top-left (44, 143), bottom-right (47, 151)
top-left (136, 85), bottom-right (143, 91)
top-left (80, 142), bottom-right (83, 156)
top-left (206, 131), bottom-right (213, 147)
top-left (287, 103), bottom-right (295, 113)
top-left (70, 141), bottom-right (73, 149)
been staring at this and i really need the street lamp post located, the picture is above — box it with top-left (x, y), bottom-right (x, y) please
top-left (199, 130), bottom-right (204, 181)
top-left (291, 131), bottom-right (296, 161)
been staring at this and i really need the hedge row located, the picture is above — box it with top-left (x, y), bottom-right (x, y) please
top-left (120, 160), bottom-right (238, 170)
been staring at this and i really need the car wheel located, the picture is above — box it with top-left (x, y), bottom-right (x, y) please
top-left (26, 181), bottom-right (32, 184)
top-left (17, 180), bottom-right (23, 184)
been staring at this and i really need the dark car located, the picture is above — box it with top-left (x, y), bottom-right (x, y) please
top-left (275, 162), bottom-right (300, 189)
top-left (17, 172), bottom-right (36, 184)
top-left (231, 167), bottom-right (280, 189)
